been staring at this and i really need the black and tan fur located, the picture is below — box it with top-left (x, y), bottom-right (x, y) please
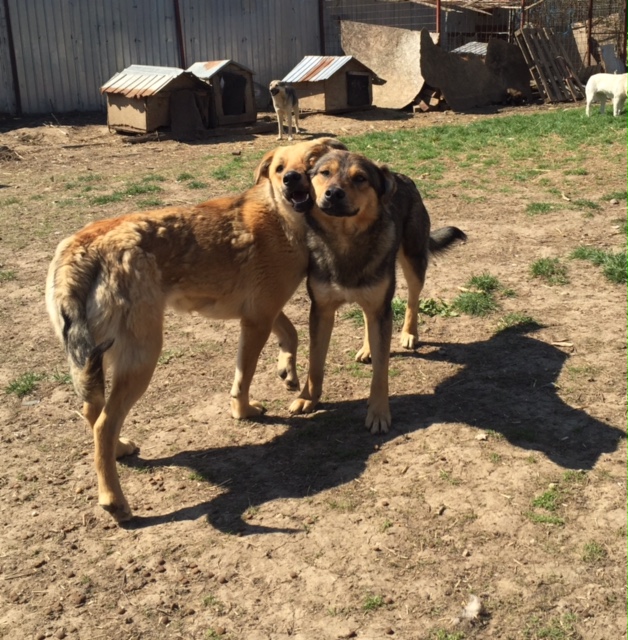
top-left (269, 80), bottom-right (300, 141)
top-left (289, 150), bottom-right (466, 433)
top-left (46, 138), bottom-right (345, 522)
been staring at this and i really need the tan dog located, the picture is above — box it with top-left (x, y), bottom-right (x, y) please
top-left (289, 150), bottom-right (465, 433)
top-left (46, 138), bottom-right (344, 522)
top-left (269, 80), bottom-right (300, 141)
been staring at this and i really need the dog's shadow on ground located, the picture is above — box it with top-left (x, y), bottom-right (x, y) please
top-left (122, 325), bottom-right (625, 534)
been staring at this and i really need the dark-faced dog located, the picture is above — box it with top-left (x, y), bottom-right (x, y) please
top-left (46, 138), bottom-right (344, 522)
top-left (269, 80), bottom-right (300, 141)
top-left (289, 150), bottom-right (466, 433)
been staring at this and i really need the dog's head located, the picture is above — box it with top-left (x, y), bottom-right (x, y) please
top-left (310, 150), bottom-right (396, 222)
top-left (269, 80), bottom-right (286, 97)
top-left (254, 138), bottom-right (347, 213)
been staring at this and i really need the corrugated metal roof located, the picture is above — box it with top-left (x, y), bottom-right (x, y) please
top-left (187, 60), bottom-right (254, 79)
top-left (283, 56), bottom-right (357, 83)
top-left (101, 65), bottom-right (188, 98)
top-left (451, 41), bottom-right (489, 56)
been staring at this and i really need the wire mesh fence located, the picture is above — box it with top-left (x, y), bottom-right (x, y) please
top-left (322, 0), bottom-right (627, 76)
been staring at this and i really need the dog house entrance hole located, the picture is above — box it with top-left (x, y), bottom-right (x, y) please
top-left (347, 73), bottom-right (370, 107)
top-left (220, 72), bottom-right (247, 115)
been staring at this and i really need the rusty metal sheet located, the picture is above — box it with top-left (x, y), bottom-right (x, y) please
top-left (187, 60), bottom-right (255, 80)
top-left (283, 56), bottom-right (354, 83)
top-left (101, 65), bottom-right (185, 97)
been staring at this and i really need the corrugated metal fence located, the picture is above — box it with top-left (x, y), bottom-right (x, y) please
top-left (0, 0), bottom-right (322, 116)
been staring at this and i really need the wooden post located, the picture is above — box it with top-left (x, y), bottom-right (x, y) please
top-left (520, 0), bottom-right (526, 30)
top-left (436, 0), bottom-right (441, 43)
top-left (586, 0), bottom-right (594, 67)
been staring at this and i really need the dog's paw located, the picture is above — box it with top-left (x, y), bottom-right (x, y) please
top-left (400, 331), bottom-right (419, 350)
top-left (231, 399), bottom-right (266, 420)
top-left (289, 398), bottom-right (317, 415)
top-left (116, 437), bottom-right (139, 459)
top-left (100, 498), bottom-right (133, 523)
top-left (277, 357), bottom-right (300, 391)
top-left (366, 405), bottom-right (391, 434)
top-left (355, 347), bottom-right (372, 363)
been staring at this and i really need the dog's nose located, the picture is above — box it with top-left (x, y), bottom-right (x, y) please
top-left (325, 187), bottom-right (345, 201)
top-left (283, 171), bottom-right (301, 186)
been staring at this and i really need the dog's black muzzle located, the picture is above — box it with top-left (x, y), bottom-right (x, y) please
top-left (270, 88), bottom-right (279, 96)
top-left (319, 186), bottom-right (358, 217)
top-left (283, 171), bottom-right (312, 213)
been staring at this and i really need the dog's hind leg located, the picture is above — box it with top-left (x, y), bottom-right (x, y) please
top-left (230, 318), bottom-right (274, 419)
top-left (286, 111), bottom-right (294, 141)
top-left (293, 107), bottom-right (300, 134)
top-left (355, 313), bottom-right (372, 363)
top-left (94, 338), bottom-right (162, 522)
top-left (272, 311), bottom-right (300, 390)
top-left (398, 249), bottom-right (427, 351)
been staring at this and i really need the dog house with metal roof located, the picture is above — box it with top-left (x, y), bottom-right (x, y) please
top-left (282, 55), bottom-right (383, 113)
top-left (101, 65), bottom-right (213, 134)
top-left (187, 60), bottom-right (257, 126)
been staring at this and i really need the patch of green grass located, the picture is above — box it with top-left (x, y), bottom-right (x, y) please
top-left (466, 272), bottom-right (501, 294)
top-left (530, 258), bottom-right (569, 285)
top-left (582, 541), bottom-right (608, 563)
top-left (177, 172), bottom-right (195, 181)
top-left (188, 471), bottom-right (208, 482)
top-left (525, 512), bottom-right (565, 526)
top-left (187, 180), bottom-right (208, 190)
top-left (603, 189), bottom-right (627, 201)
top-left (89, 193), bottom-right (124, 205)
top-left (137, 198), bottom-right (164, 208)
top-left (429, 630), bottom-right (465, 640)
top-left (210, 156), bottom-right (244, 181)
top-left (51, 369), bottom-right (72, 385)
top-left (569, 246), bottom-right (626, 284)
top-left (124, 182), bottom-right (163, 196)
top-left (327, 498), bottom-right (357, 512)
top-left (572, 198), bottom-right (601, 212)
top-left (141, 173), bottom-right (166, 183)
top-left (5, 372), bottom-right (45, 398)
top-left (439, 470), bottom-right (461, 485)
top-left (0, 269), bottom-right (17, 282)
top-left (452, 291), bottom-right (497, 316)
top-left (526, 202), bottom-right (556, 215)
top-left (524, 612), bottom-right (579, 639)
top-left (563, 167), bottom-right (588, 176)
top-left (341, 306), bottom-right (364, 326)
top-left (362, 594), bottom-right (385, 611)
top-left (1, 196), bottom-right (20, 206)
top-left (532, 488), bottom-right (559, 512)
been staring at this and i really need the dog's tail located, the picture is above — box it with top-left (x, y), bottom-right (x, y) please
top-left (429, 226), bottom-right (467, 255)
top-left (46, 239), bottom-right (113, 405)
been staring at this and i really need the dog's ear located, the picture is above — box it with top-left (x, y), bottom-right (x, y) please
top-left (318, 137), bottom-right (348, 152)
top-left (377, 164), bottom-right (397, 205)
top-left (254, 149), bottom-right (276, 184)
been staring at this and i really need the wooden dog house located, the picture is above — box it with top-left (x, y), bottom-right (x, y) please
top-left (282, 55), bottom-right (382, 113)
top-left (187, 60), bottom-right (257, 126)
top-left (101, 65), bottom-right (212, 134)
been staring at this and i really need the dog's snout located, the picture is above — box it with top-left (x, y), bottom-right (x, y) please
top-left (325, 187), bottom-right (345, 202)
top-left (283, 171), bottom-right (302, 186)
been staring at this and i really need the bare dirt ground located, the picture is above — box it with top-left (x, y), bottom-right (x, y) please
top-left (0, 105), bottom-right (626, 640)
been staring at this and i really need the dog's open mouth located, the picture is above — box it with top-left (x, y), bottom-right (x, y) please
top-left (287, 190), bottom-right (312, 213)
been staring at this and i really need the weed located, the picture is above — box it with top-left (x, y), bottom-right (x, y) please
top-left (582, 541), bottom-right (608, 563)
top-left (532, 488), bottom-right (560, 512)
top-left (603, 189), bottom-right (627, 200)
top-left (572, 198), bottom-right (601, 212)
top-left (439, 470), bottom-right (461, 485)
top-left (187, 180), bottom-right (208, 190)
top-left (530, 258), bottom-right (569, 285)
top-left (381, 519), bottom-right (394, 532)
top-left (90, 193), bottom-right (124, 205)
top-left (51, 369), bottom-right (72, 385)
top-left (418, 298), bottom-right (456, 317)
top-left (563, 167), bottom-right (588, 176)
top-left (341, 306), bottom-right (364, 326)
top-left (124, 183), bottom-right (162, 196)
top-left (569, 246), bottom-right (626, 284)
top-left (526, 202), bottom-right (555, 215)
top-left (429, 630), bottom-right (465, 640)
top-left (177, 172), bottom-right (195, 181)
top-left (489, 452), bottom-right (502, 464)
top-left (5, 372), bottom-right (45, 398)
top-left (525, 512), bottom-right (565, 526)
top-left (0, 270), bottom-right (17, 282)
top-left (189, 471), bottom-right (207, 482)
top-left (362, 594), bottom-right (385, 611)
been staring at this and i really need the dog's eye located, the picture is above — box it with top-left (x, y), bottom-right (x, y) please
top-left (276, 164), bottom-right (284, 174)
top-left (318, 169), bottom-right (330, 177)
top-left (353, 174), bottom-right (367, 184)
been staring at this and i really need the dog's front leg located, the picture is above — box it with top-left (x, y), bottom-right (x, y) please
top-left (293, 108), bottom-right (300, 134)
top-left (286, 111), bottom-right (293, 141)
top-left (364, 305), bottom-right (393, 434)
top-left (276, 110), bottom-right (285, 140)
top-left (289, 298), bottom-right (336, 415)
top-left (230, 319), bottom-right (273, 418)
